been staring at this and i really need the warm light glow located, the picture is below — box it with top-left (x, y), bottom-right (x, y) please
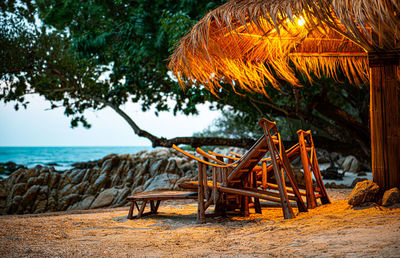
top-left (297, 16), bottom-right (305, 26)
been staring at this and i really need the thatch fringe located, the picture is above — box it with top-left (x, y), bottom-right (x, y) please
top-left (169, 0), bottom-right (399, 95)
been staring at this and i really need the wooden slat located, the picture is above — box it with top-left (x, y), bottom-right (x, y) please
top-left (218, 186), bottom-right (282, 203)
top-left (127, 191), bottom-right (197, 201)
top-left (241, 187), bottom-right (297, 201)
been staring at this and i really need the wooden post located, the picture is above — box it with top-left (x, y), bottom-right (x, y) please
top-left (197, 162), bottom-right (206, 223)
top-left (298, 133), bottom-right (317, 209)
top-left (369, 53), bottom-right (400, 191)
top-left (253, 171), bottom-right (262, 214)
top-left (240, 175), bottom-right (250, 217)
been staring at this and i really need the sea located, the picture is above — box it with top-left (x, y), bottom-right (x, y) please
top-left (0, 146), bottom-right (152, 172)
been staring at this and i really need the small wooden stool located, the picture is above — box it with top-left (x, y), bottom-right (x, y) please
top-left (127, 191), bottom-right (198, 219)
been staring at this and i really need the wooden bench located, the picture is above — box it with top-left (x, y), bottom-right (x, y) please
top-left (127, 191), bottom-right (198, 219)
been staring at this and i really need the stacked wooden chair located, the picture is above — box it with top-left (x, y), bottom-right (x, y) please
top-left (173, 118), bottom-right (330, 223)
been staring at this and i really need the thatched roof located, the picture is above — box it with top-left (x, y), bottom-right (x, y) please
top-left (169, 0), bottom-right (400, 96)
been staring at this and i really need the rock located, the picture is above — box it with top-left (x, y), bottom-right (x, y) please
top-left (350, 178), bottom-right (368, 188)
top-left (329, 152), bottom-right (341, 162)
top-left (88, 173), bottom-right (110, 194)
top-left (100, 158), bottom-right (114, 173)
top-left (48, 172), bottom-right (61, 189)
top-left (132, 185), bottom-right (145, 195)
top-left (291, 168), bottom-right (306, 186)
top-left (112, 188), bottom-right (130, 207)
top-left (58, 193), bottom-right (81, 210)
top-left (342, 155), bottom-right (360, 173)
top-left (325, 182), bottom-right (348, 189)
top-left (321, 161), bottom-right (344, 180)
top-left (72, 160), bottom-right (98, 169)
top-left (149, 159), bottom-right (167, 176)
top-left (59, 184), bottom-right (74, 197)
top-left (348, 180), bottom-right (380, 206)
top-left (179, 162), bottom-right (196, 173)
top-left (8, 195), bottom-right (23, 214)
top-left (382, 187), bottom-right (400, 207)
top-left (69, 195), bottom-right (95, 210)
top-left (0, 148), bottom-right (207, 214)
top-left (151, 148), bottom-right (171, 159)
top-left (0, 162), bottom-right (27, 176)
top-left (70, 169), bottom-right (86, 184)
top-left (316, 149), bottom-right (331, 163)
top-left (47, 189), bottom-right (58, 211)
top-left (144, 173), bottom-right (180, 192)
top-left (21, 185), bottom-right (41, 209)
top-left (176, 176), bottom-right (195, 188)
top-left (9, 183), bottom-right (26, 199)
top-left (90, 188), bottom-right (119, 209)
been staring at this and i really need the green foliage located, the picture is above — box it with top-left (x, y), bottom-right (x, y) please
top-left (1, 0), bottom-right (370, 156)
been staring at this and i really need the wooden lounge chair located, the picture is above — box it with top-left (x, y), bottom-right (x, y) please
top-left (174, 118), bottom-right (313, 222)
top-left (208, 129), bottom-right (330, 209)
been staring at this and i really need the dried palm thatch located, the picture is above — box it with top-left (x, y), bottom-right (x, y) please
top-left (169, 0), bottom-right (400, 96)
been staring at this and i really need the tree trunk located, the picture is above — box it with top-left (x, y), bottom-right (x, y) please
top-left (369, 61), bottom-right (400, 191)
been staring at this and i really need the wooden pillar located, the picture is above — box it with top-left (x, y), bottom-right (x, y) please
top-left (197, 162), bottom-right (206, 223)
top-left (369, 52), bottom-right (400, 191)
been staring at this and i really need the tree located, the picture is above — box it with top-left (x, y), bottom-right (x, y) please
top-left (1, 0), bottom-right (370, 163)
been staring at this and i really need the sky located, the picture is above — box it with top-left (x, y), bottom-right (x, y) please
top-left (0, 94), bottom-right (221, 146)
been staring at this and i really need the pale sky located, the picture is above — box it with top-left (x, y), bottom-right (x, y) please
top-left (0, 94), bottom-right (221, 146)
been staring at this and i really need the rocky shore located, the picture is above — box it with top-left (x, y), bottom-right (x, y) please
top-left (0, 147), bottom-right (373, 215)
top-left (0, 148), bottom-right (200, 215)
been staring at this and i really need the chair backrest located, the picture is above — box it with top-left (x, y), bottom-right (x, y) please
top-left (227, 134), bottom-right (269, 181)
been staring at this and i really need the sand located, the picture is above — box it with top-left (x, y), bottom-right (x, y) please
top-left (0, 189), bottom-right (399, 257)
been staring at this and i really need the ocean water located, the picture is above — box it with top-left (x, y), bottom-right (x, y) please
top-left (0, 146), bottom-right (152, 171)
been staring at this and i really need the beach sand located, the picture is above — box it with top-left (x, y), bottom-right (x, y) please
top-left (0, 189), bottom-right (399, 257)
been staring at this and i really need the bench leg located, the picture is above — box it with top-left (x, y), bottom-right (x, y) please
top-left (150, 200), bottom-right (161, 214)
top-left (137, 201), bottom-right (147, 219)
top-left (128, 201), bottom-right (136, 219)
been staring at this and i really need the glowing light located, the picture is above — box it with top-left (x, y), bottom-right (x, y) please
top-left (297, 16), bottom-right (306, 26)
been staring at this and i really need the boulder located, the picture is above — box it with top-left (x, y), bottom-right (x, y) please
top-left (58, 193), bottom-right (80, 210)
top-left (348, 180), bottom-right (380, 206)
top-left (382, 187), bottom-right (400, 207)
top-left (112, 187), bottom-right (131, 206)
top-left (47, 189), bottom-right (58, 211)
top-left (21, 185), bottom-right (41, 208)
top-left (8, 195), bottom-right (23, 214)
top-left (68, 195), bottom-right (95, 210)
top-left (149, 159), bottom-right (167, 176)
top-left (321, 164), bottom-right (344, 180)
top-left (342, 155), bottom-right (360, 173)
top-left (144, 173), bottom-right (180, 192)
top-left (88, 173), bottom-right (110, 194)
top-left (90, 188), bottom-right (119, 209)
top-left (325, 182), bottom-right (348, 189)
top-left (350, 178), bottom-right (368, 188)
top-left (316, 149), bottom-right (331, 163)
top-left (70, 169), bottom-right (86, 184)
